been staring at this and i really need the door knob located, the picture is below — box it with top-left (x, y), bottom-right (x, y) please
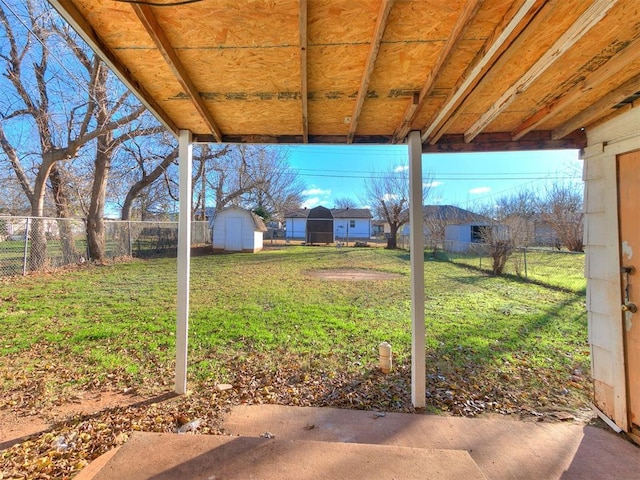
top-left (622, 302), bottom-right (638, 313)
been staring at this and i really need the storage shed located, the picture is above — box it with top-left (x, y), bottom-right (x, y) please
top-left (306, 206), bottom-right (334, 244)
top-left (211, 207), bottom-right (267, 253)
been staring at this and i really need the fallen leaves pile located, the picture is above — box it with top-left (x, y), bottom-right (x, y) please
top-left (1, 349), bottom-right (592, 479)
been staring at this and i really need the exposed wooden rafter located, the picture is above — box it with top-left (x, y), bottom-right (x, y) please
top-left (47, 0), bottom-right (179, 135)
top-left (422, 130), bottom-right (586, 153)
top-left (422, 0), bottom-right (547, 145)
top-left (511, 34), bottom-right (640, 141)
top-left (552, 71), bottom-right (640, 139)
top-left (346, 0), bottom-right (395, 144)
top-left (464, 0), bottom-right (618, 144)
top-left (299, 0), bottom-right (309, 143)
top-left (392, 0), bottom-right (482, 144)
top-left (131, 4), bottom-right (223, 142)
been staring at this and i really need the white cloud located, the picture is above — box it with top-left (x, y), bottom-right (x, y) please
top-left (302, 197), bottom-right (321, 209)
top-left (469, 187), bottom-right (491, 195)
top-left (394, 165), bottom-right (409, 173)
top-left (424, 181), bottom-right (443, 188)
top-left (382, 193), bottom-right (399, 202)
top-left (302, 186), bottom-right (331, 197)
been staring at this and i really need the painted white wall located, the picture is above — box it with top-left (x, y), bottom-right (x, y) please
top-left (212, 207), bottom-right (263, 252)
top-left (285, 218), bottom-right (307, 239)
top-left (584, 106), bottom-right (640, 432)
top-left (333, 218), bottom-right (371, 240)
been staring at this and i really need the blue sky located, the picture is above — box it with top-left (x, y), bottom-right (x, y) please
top-left (287, 145), bottom-right (582, 211)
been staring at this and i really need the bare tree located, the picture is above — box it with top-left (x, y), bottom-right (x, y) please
top-left (538, 182), bottom-right (584, 252)
top-left (241, 147), bottom-right (304, 220)
top-left (0, 1), bottom-right (154, 265)
top-left (334, 197), bottom-right (357, 209)
top-left (494, 190), bottom-right (538, 248)
top-left (116, 136), bottom-right (179, 221)
top-left (363, 165), bottom-right (430, 249)
top-left (476, 223), bottom-right (513, 275)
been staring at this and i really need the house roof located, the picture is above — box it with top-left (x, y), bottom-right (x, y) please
top-left (332, 208), bottom-right (373, 219)
top-left (285, 208), bottom-right (372, 219)
top-left (423, 205), bottom-right (489, 224)
top-left (46, 1), bottom-right (640, 152)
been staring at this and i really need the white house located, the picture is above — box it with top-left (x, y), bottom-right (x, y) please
top-left (211, 206), bottom-right (267, 253)
top-left (284, 206), bottom-right (372, 243)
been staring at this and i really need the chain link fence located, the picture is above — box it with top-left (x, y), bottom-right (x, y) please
top-left (440, 240), bottom-right (586, 292)
top-left (0, 216), bottom-right (211, 277)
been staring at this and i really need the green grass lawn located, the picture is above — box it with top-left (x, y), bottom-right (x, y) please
top-left (444, 247), bottom-right (586, 292)
top-left (0, 246), bottom-right (589, 417)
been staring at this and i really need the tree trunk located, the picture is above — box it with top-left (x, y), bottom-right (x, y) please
top-left (386, 225), bottom-right (399, 249)
top-left (49, 164), bottom-right (80, 264)
top-left (86, 136), bottom-right (111, 262)
top-left (27, 172), bottom-right (51, 271)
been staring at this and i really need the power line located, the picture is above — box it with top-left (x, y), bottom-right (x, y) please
top-left (293, 171), bottom-right (578, 181)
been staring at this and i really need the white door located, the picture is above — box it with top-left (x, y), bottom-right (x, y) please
top-left (225, 217), bottom-right (243, 251)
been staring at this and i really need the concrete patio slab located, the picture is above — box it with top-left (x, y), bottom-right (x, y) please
top-left (224, 405), bottom-right (640, 480)
top-left (89, 431), bottom-right (484, 480)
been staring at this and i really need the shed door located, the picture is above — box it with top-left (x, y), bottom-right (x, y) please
top-left (617, 150), bottom-right (640, 431)
top-left (225, 217), bottom-right (242, 251)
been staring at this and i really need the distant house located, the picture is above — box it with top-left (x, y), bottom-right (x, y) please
top-left (211, 206), bottom-right (267, 253)
top-left (371, 219), bottom-right (388, 237)
top-left (423, 205), bottom-right (489, 246)
top-left (284, 206), bottom-right (372, 243)
top-left (400, 205), bottom-right (489, 246)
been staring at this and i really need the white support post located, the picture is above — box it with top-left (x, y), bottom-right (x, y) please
top-left (175, 130), bottom-right (193, 394)
top-left (408, 130), bottom-right (426, 407)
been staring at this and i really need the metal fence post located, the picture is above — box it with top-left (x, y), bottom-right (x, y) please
top-left (128, 221), bottom-right (133, 257)
top-left (22, 217), bottom-right (30, 276)
top-left (524, 247), bottom-right (528, 279)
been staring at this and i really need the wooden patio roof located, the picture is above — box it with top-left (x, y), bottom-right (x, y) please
top-left (47, 0), bottom-right (640, 152)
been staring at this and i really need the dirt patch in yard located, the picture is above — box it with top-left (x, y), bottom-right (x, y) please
top-left (0, 390), bottom-right (147, 448)
top-left (305, 269), bottom-right (402, 281)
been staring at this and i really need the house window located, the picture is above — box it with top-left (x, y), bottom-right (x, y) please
top-left (349, 220), bottom-right (356, 228)
top-left (471, 225), bottom-right (489, 243)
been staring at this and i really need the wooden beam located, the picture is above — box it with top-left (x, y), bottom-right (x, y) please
top-left (347, 0), bottom-right (395, 144)
top-left (201, 133), bottom-right (395, 144)
top-left (47, 0), bottom-right (179, 136)
top-left (132, 4), bottom-right (223, 142)
top-left (464, 0), bottom-right (618, 144)
top-left (393, 0), bottom-right (482, 144)
top-left (422, 0), bottom-right (547, 144)
top-left (552, 72), bottom-right (640, 139)
top-left (299, 0), bottom-right (309, 143)
top-left (512, 34), bottom-right (640, 140)
top-left (422, 130), bottom-right (586, 153)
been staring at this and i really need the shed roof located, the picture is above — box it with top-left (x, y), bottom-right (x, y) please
top-left (47, 0), bottom-right (640, 152)
top-left (285, 207), bottom-right (373, 219)
top-left (214, 206), bottom-right (268, 232)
